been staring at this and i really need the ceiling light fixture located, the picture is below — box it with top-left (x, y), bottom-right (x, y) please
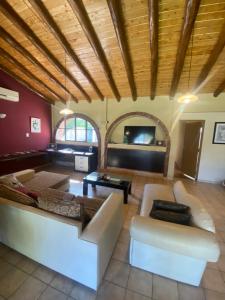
top-left (177, 28), bottom-right (198, 104)
top-left (0, 113), bottom-right (6, 119)
top-left (59, 52), bottom-right (74, 115)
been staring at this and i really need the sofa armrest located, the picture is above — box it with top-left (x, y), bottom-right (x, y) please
top-left (81, 193), bottom-right (123, 244)
top-left (130, 216), bottom-right (220, 262)
top-left (14, 169), bottom-right (35, 183)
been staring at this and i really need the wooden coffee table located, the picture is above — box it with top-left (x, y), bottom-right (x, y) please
top-left (83, 172), bottom-right (132, 204)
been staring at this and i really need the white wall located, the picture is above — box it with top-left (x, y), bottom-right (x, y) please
top-left (52, 93), bottom-right (225, 183)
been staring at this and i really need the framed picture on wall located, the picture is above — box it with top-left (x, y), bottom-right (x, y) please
top-left (213, 122), bottom-right (225, 144)
top-left (31, 117), bottom-right (41, 133)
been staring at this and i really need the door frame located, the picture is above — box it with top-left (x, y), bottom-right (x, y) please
top-left (182, 120), bottom-right (205, 181)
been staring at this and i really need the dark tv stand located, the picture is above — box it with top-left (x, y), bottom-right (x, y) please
top-left (107, 144), bottom-right (166, 173)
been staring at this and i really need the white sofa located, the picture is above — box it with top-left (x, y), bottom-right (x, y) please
top-left (0, 171), bottom-right (123, 290)
top-left (129, 181), bottom-right (220, 286)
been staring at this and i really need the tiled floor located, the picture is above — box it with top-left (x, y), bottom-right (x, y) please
top-left (0, 165), bottom-right (225, 299)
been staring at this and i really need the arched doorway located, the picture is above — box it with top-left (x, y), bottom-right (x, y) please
top-left (54, 113), bottom-right (101, 169)
top-left (104, 112), bottom-right (170, 176)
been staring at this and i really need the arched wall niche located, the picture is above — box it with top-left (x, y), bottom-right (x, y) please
top-left (104, 112), bottom-right (171, 176)
top-left (54, 113), bottom-right (101, 169)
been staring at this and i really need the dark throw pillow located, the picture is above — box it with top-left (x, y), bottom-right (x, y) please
top-left (152, 200), bottom-right (190, 213)
top-left (150, 209), bottom-right (191, 225)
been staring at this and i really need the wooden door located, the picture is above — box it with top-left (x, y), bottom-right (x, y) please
top-left (181, 121), bottom-right (204, 180)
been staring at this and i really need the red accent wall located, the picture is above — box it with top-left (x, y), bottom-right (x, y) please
top-left (0, 70), bottom-right (52, 155)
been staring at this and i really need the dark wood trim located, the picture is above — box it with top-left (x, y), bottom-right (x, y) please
top-left (104, 112), bottom-right (171, 177)
top-left (29, 0), bottom-right (103, 101)
top-left (194, 21), bottom-right (225, 91)
top-left (0, 64), bottom-right (54, 104)
top-left (0, 26), bottom-right (78, 103)
top-left (54, 113), bottom-right (101, 169)
top-left (170, 0), bottom-right (201, 98)
top-left (107, 0), bottom-right (137, 101)
top-left (68, 0), bottom-right (121, 102)
top-left (214, 79), bottom-right (225, 97)
top-left (0, 0), bottom-right (91, 102)
top-left (148, 0), bottom-right (159, 100)
top-left (0, 47), bottom-right (63, 103)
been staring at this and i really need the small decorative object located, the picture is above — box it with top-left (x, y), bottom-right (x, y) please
top-left (102, 174), bottom-right (110, 181)
top-left (156, 140), bottom-right (165, 146)
top-left (213, 122), bottom-right (225, 144)
top-left (31, 117), bottom-right (41, 133)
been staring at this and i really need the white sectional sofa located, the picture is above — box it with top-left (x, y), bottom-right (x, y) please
top-left (129, 181), bottom-right (220, 286)
top-left (0, 170), bottom-right (123, 290)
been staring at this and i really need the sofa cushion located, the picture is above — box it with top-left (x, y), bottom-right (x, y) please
top-left (24, 171), bottom-right (70, 193)
top-left (37, 192), bottom-right (83, 221)
top-left (13, 169), bottom-right (35, 183)
top-left (0, 174), bottom-right (23, 188)
top-left (141, 184), bottom-right (175, 217)
top-left (0, 184), bottom-right (36, 206)
top-left (152, 200), bottom-right (190, 213)
top-left (150, 208), bottom-right (191, 225)
top-left (175, 190), bottom-right (215, 233)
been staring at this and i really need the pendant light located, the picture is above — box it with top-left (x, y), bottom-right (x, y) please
top-left (60, 53), bottom-right (74, 115)
top-left (177, 29), bottom-right (198, 104)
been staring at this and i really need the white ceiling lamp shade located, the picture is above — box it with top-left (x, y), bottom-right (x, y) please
top-left (59, 107), bottom-right (74, 115)
top-left (59, 52), bottom-right (74, 115)
top-left (177, 93), bottom-right (198, 104)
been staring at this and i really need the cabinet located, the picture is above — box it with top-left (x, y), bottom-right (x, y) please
top-left (74, 155), bottom-right (89, 172)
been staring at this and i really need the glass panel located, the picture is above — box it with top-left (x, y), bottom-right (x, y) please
top-left (76, 118), bottom-right (86, 128)
top-left (87, 129), bottom-right (97, 143)
top-left (66, 129), bottom-right (75, 141)
top-left (76, 129), bottom-right (86, 141)
top-left (87, 122), bottom-right (93, 129)
top-left (58, 120), bottom-right (65, 129)
top-left (56, 128), bottom-right (65, 141)
top-left (66, 118), bottom-right (75, 129)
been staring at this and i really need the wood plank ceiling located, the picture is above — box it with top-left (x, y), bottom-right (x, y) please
top-left (0, 0), bottom-right (225, 104)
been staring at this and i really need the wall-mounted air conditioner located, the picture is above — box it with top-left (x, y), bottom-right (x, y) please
top-left (0, 87), bottom-right (19, 102)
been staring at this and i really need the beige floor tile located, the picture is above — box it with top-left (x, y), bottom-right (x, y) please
top-left (16, 257), bottom-right (38, 274)
top-left (178, 283), bottom-right (205, 300)
top-left (112, 241), bottom-right (129, 263)
top-left (205, 289), bottom-right (225, 300)
top-left (9, 277), bottom-right (46, 300)
top-left (33, 265), bottom-right (56, 284)
top-left (221, 272), bottom-right (225, 282)
top-left (0, 258), bottom-right (14, 279)
top-left (3, 250), bottom-right (24, 266)
top-left (202, 268), bottom-right (225, 293)
top-left (96, 281), bottom-right (125, 300)
top-left (127, 267), bottom-right (152, 298)
top-left (0, 243), bottom-right (10, 257)
top-left (118, 229), bottom-right (130, 244)
top-left (219, 243), bottom-right (225, 255)
top-left (70, 282), bottom-right (96, 300)
top-left (218, 255), bottom-right (225, 272)
top-left (125, 289), bottom-right (151, 300)
top-left (50, 274), bottom-right (75, 295)
top-left (152, 275), bottom-right (178, 300)
top-left (0, 268), bottom-right (28, 298)
top-left (39, 286), bottom-right (67, 300)
top-left (105, 259), bottom-right (130, 288)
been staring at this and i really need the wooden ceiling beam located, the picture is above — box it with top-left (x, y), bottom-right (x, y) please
top-left (107, 0), bottom-right (137, 101)
top-left (68, 0), bottom-right (121, 102)
top-left (170, 0), bottom-right (201, 98)
top-left (195, 21), bottom-right (225, 92)
top-left (0, 64), bottom-right (55, 104)
top-left (214, 79), bottom-right (225, 97)
top-left (0, 0), bottom-right (91, 102)
top-left (0, 26), bottom-right (78, 103)
top-left (28, 0), bottom-right (103, 101)
top-left (0, 47), bottom-right (65, 104)
top-left (148, 0), bottom-right (159, 100)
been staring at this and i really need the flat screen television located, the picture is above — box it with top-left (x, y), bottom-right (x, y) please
top-left (124, 126), bottom-right (156, 145)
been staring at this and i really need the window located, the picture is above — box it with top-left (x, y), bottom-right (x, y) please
top-left (56, 117), bottom-right (97, 143)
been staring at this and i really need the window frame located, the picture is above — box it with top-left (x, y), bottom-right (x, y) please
top-left (55, 116), bottom-right (97, 144)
